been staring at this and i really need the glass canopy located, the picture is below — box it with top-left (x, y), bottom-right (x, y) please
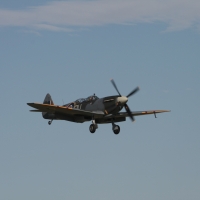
top-left (75, 95), bottom-right (99, 103)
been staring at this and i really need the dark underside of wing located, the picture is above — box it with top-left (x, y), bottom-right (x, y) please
top-left (27, 103), bottom-right (104, 122)
top-left (97, 110), bottom-right (170, 123)
top-left (105, 110), bottom-right (170, 118)
top-left (113, 110), bottom-right (171, 117)
top-left (28, 103), bottom-right (170, 124)
top-left (96, 110), bottom-right (170, 124)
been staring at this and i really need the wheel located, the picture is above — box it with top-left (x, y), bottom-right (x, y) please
top-left (48, 121), bottom-right (52, 125)
top-left (89, 124), bottom-right (96, 133)
top-left (113, 125), bottom-right (120, 134)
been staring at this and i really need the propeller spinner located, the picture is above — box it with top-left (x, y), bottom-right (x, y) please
top-left (111, 79), bottom-right (139, 122)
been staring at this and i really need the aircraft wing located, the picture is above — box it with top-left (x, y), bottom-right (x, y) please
top-left (104, 110), bottom-right (170, 119)
top-left (27, 103), bottom-right (104, 117)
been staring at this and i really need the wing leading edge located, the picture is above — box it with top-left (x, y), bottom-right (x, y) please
top-left (104, 110), bottom-right (170, 119)
top-left (27, 103), bottom-right (104, 117)
top-left (27, 103), bottom-right (170, 123)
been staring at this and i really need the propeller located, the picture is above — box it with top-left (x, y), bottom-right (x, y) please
top-left (111, 79), bottom-right (121, 96)
top-left (110, 79), bottom-right (139, 122)
top-left (127, 87), bottom-right (140, 98)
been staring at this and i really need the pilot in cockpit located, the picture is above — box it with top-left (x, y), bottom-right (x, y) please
top-left (92, 94), bottom-right (95, 100)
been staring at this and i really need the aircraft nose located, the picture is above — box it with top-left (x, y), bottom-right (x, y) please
top-left (117, 96), bottom-right (128, 104)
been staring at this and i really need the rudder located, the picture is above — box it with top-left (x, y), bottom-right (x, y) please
top-left (42, 93), bottom-right (55, 119)
top-left (43, 93), bottom-right (54, 105)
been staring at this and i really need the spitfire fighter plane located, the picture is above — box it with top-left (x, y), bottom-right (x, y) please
top-left (27, 80), bottom-right (170, 134)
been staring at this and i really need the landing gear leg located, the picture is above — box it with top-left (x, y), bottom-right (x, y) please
top-left (48, 119), bottom-right (53, 125)
top-left (89, 118), bottom-right (98, 133)
top-left (112, 120), bottom-right (120, 134)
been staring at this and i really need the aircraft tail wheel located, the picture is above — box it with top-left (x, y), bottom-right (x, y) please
top-left (89, 124), bottom-right (96, 133)
top-left (48, 121), bottom-right (52, 125)
top-left (113, 125), bottom-right (120, 134)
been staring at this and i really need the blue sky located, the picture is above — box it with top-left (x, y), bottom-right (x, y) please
top-left (0, 1), bottom-right (200, 200)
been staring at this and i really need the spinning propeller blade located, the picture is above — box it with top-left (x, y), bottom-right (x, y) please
top-left (127, 87), bottom-right (140, 98)
top-left (111, 79), bottom-right (121, 96)
top-left (124, 103), bottom-right (135, 122)
top-left (110, 79), bottom-right (139, 122)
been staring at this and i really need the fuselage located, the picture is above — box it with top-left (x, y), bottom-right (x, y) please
top-left (63, 95), bottom-right (127, 115)
top-left (42, 94), bottom-right (128, 123)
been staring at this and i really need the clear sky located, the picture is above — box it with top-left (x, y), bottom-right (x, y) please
top-left (0, 1), bottom-right (200, 200)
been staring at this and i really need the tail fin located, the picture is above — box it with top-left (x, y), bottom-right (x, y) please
top-left (43, 93), bottom-right (54, 105)
top-left (42, 93), bottom-right (55, 119)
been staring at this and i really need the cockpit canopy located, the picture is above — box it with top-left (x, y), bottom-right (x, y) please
top-left (75, 95), bottom-right (99, 103)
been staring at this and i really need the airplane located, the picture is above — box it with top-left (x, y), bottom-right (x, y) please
top-left (27, 79), bottom-right (170, 134)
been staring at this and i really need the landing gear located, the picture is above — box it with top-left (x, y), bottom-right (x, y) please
top-left (89, 124), bottom-right (96, 133)
top-left (112, 119), bottom-right (120, 134)
top-left (88, 118), bottom-right (120, 134)
top-left (112, 124), bottom-right (120, 134)
top-left (48, 120), bottom-right (53, 125)
top-left (89, 119), bottom-right (98, 133)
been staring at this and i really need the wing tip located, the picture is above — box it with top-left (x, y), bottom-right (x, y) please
top-left (155, 110), bottom-right (171, 113)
